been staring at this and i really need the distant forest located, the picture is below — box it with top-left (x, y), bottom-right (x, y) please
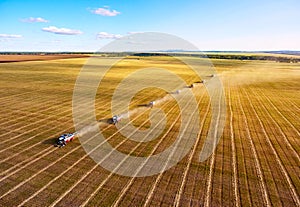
top-left (0, 51), bottom-right (299, 63)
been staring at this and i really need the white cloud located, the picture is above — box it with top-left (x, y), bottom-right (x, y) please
top-left (97, 32), bottom-right (122, 39)
top-left (42, 26), bottom-right (82, 35)
top-left (127, 32), bottom-right (145, 35)
top-left (0, 34), bottom-right (22, 38)
top-left (91, 7), bottom-right (120, 16)
top-left (21, 17), bottom-right (49, 23)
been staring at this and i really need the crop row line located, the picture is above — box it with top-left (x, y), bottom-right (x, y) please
top-left (237, 87), bottom-right (271, 207)
top-left (0, 73), bottom-right (153, 172)
top-left (173, 90), bottom-right (210, 206)
top-left (53, 88), bottom-right (195, 207)
top-left (203, 87), bottom-right (223, 207)
top-left (112, 89), bottom-right (206, 207)
top-left (0, 87), bottom-right (112, 142)
top-left (228, 86), bottom-right (240, 207)
top-left (0, 92), bottom-right (73, 131)
top-left (231, 87), bottom-right (252, 206)
top-left (0, 93), bottom-right (144, 176)
top-left (0, 80), bottom-right (140, 151)
top-left (142, 90), bottom-right (205, 207)
top-left (0, 84), bottom-right (110, 130)
top-left (249, 88), bottom-right (300, 163)
top-left (242, 88), bottom-right (300, 206)
top-left (1, 96), bottom-right (151, 202)
top-left (80, 93), bottom-right (191, 207)
top-left (15, 84), bottom-right (192, 206)
top-left (256, 88), bottom-right (300, 138)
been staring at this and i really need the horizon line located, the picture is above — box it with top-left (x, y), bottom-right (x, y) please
top-left (0, 50), bottom-right (299, 53)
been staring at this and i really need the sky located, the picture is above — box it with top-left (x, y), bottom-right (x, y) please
top-left (0, 0), bottom-right (299, 52)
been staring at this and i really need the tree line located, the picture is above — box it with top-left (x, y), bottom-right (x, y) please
top-left (0, 52), bottom-right (299, 63)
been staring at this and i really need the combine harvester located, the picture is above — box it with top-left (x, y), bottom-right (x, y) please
top-left (54, 115), bottom-right (121, 147)
top-left (106, 115), bottom-right (122, 125)
top-left (55, 132), bottom-right (77, 148)
top-left (54, 79), bottom-right (206, 148)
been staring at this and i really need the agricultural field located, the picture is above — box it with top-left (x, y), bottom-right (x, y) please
top-left (0, 54), bottom-right (299, 207)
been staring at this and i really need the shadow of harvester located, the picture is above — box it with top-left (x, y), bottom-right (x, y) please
top-left (42, 137), bottom-right (57, 145)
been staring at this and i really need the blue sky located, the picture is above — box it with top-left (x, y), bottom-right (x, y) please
top-left (0, 0), bottom-right (299, 51)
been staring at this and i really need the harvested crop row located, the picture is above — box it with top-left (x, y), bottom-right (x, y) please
top-left (0, 92), bottom-right (151, 206)
top-left (14, 84), bottom-right (188, 207)
top-left (1, 100), bottom-right (150, 207)
top-left (137, 90), bottom-right (209, 207)
top-left (242, 88), bottom-right (300, 206)
top-left (107, 88), bottom-right (207, 207)
top-left (50, 88), bottom-right (196, 207)
top-left (249, 88), bottom-right (300, 164)
top-left (236, 87), bottom-right (271, 206)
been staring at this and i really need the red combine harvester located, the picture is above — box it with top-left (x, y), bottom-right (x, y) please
top-left (55, 132), bottom-right (77, 147)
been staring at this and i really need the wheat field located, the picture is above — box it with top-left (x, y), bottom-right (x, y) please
top-left (0, 55), bottom-right (299, 206)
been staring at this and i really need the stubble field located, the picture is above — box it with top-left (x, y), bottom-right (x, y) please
top-left (0, 54), bottom-right (299, 206)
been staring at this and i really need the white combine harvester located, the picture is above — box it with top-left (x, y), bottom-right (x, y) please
top-left (55, 132), bottom-right (77, 147)
top-left (107, 115), bottom-right (122, 125)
